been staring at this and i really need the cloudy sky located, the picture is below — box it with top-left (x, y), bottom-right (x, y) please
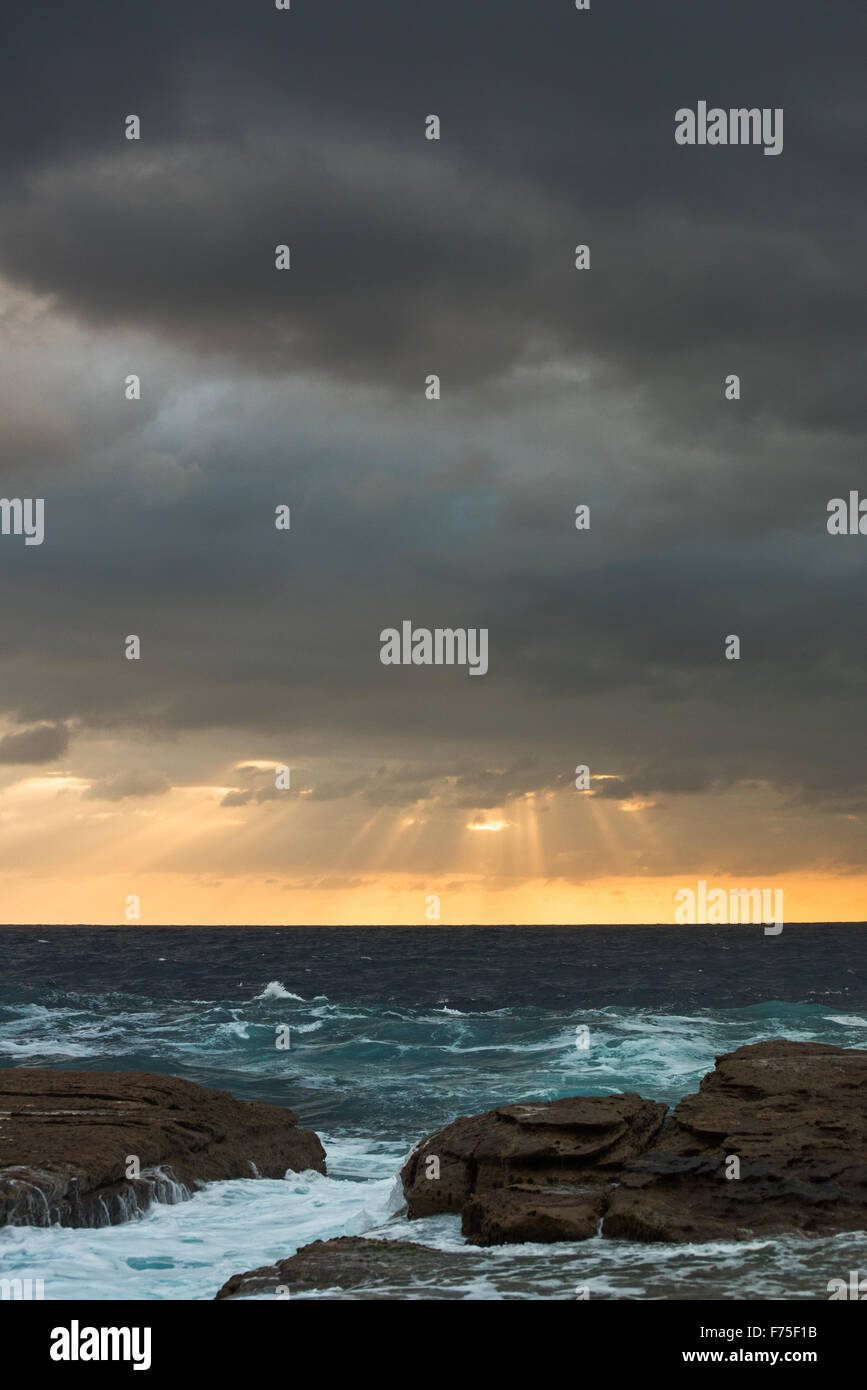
top-left (0, 0), bottom-right (864, 924)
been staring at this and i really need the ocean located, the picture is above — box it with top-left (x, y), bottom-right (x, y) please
top-left (1, 924), bottom-right (866, 1300)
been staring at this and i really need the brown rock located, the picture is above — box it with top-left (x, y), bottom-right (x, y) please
top-left (0, 1067), bottom-right (326, 1228)
top-left (462, 1184), bottom-right (608, 1246)
top-left (215, 1236), bottom-right (475, 1299)
top-left (603, 1041), bottom-right (867, 1243)
top-left (401, 1092), bottom-right (667, 1223)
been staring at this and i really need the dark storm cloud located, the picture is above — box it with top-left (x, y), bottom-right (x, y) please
top-left (217, 759), bottom-right (555, 812)
top-left (0, 722), bottom-right (69, 764)
top-left (0, 1), bottom-right (864, 424)
top-left (578, 764), bottom-right (743, 803)
top-left (0, 0), bottom-right (864, 846)
top-left (0, 401), bottom-right (863, 812)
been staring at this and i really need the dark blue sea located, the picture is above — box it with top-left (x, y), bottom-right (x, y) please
top-left (1, 925), bottom-right (866, 1299)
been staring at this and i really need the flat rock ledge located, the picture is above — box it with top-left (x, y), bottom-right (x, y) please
top-left (215, 1236), bottom-right (475, 1299)
top-left (401, 1041), bottom-right (867, 1245)
top-left (603, 1040), bottom-right (867, 1243)
top-left (400, 1090), bottom-right (666, 1244)
top-left (0, 1067), bottom-right (326, 1228)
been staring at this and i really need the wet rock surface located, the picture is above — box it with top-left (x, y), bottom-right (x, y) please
top-left (0, 1067), bottom-right (326, 1227)
top-left (401, 1092), bottom-right (666, 1225)
top-left (602, 1040), bottom-right (867, 1242)
top-left (215, 1236), bottom-right (474, 1299)
top-left (462, 1185), bottom-right (607, 1245)
top-left (401, 1041), bottom-right (867, 1246)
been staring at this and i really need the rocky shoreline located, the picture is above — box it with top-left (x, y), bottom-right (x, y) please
top-left (0, 1068), bottom-right (325, 1227)
top-left (218, 1040), bottom-right (867, 1296)
top-left (401, 1040), bottom-right (867, 1246)
top-left (2, 1042), bottom-right (864, 1295)
top-left (215, 1236), bottom-right (472, 1299)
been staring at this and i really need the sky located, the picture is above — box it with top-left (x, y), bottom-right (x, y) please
top-left (0, 0), bottom-right (864, 924)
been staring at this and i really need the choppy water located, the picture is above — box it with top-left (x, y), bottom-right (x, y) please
top-left (1, 925), bottom-right (866, 1299)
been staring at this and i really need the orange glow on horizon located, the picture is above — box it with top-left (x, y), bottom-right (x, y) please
top-left (0, 870), bottom-right (863, 927)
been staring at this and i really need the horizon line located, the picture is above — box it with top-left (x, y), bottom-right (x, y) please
top-left (1, 921), bottom-right (865, 930)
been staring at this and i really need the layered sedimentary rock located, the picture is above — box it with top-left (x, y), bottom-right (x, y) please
top-left (400, 1091), bottom-right (666, 1242)
top-left (215, 1236), bottom-right (468, 1299)
top-left (400, 1041), bottom-right (867, 1246)
top-left (462, 1185), bottom-right (607, 1245)
top-left (0, 1067), bottom-right (326, 1228)
top-left (602, 1040), bottom-right (867, 1242)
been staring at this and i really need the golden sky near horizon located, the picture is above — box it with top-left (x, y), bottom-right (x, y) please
top-left (1, 725), bottom-right (863, 924)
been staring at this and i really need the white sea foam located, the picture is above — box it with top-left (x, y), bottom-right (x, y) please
top-left (0, 1153), bottom-right (403, 1301)
top-left (252, 981), bottom-right (306, 1001)
top-left (2, 979), bottom-right (865, 1299)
